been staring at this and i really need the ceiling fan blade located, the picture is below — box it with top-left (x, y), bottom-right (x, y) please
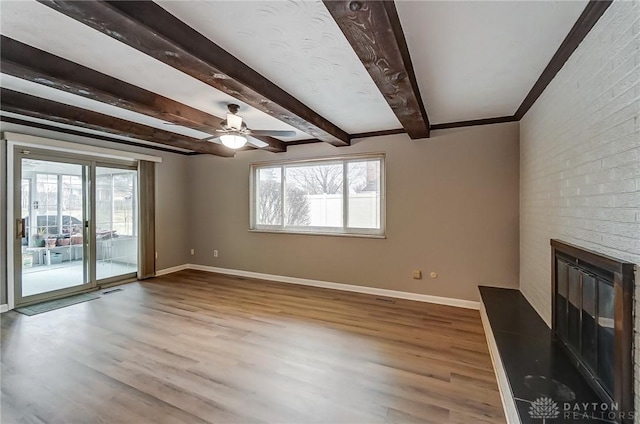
top-left (200, 135), bottom-right (220, 142)
top-left (249, 129), bottom-right (297, 137)
top-left (246, 136), bottom-right (269, 148)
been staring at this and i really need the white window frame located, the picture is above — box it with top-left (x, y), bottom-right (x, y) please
top-left (250, 153), bottom-right (386, 238)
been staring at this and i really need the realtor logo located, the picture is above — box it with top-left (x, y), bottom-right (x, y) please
top-left (521, 394), bottom-right (635, 421)
top-left (529, 397), bottom-right (560, 422)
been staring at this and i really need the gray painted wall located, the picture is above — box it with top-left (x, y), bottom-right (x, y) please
top-left (0, 121), bottom-right (520, 305)
top-left (186, 123), bottom-right (520, 302)
top-left (0, 123), bottom-right (191, 305)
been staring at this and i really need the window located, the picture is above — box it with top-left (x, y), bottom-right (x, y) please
top-left (251, 154), bottom-right (385, 237)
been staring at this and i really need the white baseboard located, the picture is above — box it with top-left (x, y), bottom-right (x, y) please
top-left (9, 263), bottom-right (478, 314)
top-left (155, 264), bottom-right (190, 276)
top-left (186, 264), bottom-right (480, 310)
top-left (480, 302), bottom-right (520, 424)
top-left (0, 304), bottom-right (8, 313)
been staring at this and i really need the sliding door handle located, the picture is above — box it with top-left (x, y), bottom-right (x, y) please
top-left (17, 218), bottom-right (26, 239)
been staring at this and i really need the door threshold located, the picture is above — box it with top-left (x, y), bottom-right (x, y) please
top-left (16, 286), bottom-right (99, 309)
top-left (98, 276), bottom-right (137, 290)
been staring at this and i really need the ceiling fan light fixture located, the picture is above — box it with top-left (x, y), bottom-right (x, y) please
top-left (220, 133), bottom-right (247, 149)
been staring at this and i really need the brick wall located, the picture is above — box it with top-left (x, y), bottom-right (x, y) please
top-left (519, 0), bottom-right (639, 418)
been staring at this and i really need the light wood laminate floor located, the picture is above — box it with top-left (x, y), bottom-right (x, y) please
top-left (1, 270), bottom-right (506, 424)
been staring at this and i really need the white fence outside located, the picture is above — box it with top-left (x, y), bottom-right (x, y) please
top-left (306, 192), bottom-right (380, 228)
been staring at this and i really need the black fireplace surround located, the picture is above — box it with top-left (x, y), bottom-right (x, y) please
top-left (551, 240), bottom-right (635, 422)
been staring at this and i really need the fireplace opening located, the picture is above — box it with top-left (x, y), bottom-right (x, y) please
top-left (556, 257), bottom-right (615, 395)
top-left (551, 240), bottom-right (634, 422)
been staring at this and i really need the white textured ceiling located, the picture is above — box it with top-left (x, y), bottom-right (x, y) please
top-left (0, 0), bottom-right (590, 145)
top-left (157, 0), bottom-right (402, 133)
top-left (396, 0), bottom-right (588, 124)
top-left (0, 0), bottom-right (312, 141)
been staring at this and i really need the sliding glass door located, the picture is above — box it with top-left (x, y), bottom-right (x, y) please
top-left (14, 149), bottom-right (139, 306)
top-left (16, 154), bottom-right (91, 304)
top-left (95, 166), bottom-right (138, 281)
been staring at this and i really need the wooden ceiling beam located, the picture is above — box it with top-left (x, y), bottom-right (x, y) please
top-left (324, 0), bottom-right (430, 139)
top-left (0, 36), bottom-right (286, 154)
top-left (38, 0), bottom-right (350, 147)
top-left (0, 115), bottom-right (196, 155)
top-left (0, 88), bottom-right (235, 157)
top-left (430, 116), bottom-right (518, 131)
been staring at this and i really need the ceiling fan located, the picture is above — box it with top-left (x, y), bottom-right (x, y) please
top-left (201, 104), bottom-right (296, 149)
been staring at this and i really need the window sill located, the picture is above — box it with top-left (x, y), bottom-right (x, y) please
top-left (248, 229), bottom-right (386, 239)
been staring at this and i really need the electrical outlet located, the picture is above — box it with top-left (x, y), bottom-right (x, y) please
top-left (190, 249), bottom-right (195, 255)
top-left (214, 250), bottom-right (218, 258)
top-left (155, 252), bottom-right (158, 259)
top-left (412, 270), bottom-right (422, 279)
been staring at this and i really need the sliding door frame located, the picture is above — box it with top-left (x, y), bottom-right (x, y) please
top-left (11, 146), bottom-right (139, 307)
top-left (4, 133), bottom-right (161, 310)
top-left (13, 147), bottom-right (94, 307)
